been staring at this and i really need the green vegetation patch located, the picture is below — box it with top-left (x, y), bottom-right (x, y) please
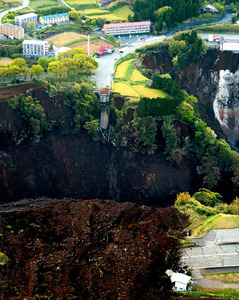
top-left (111, 5), bottom-right (134, 19)
top-left (198, 24), bottom-right (239, 35)
top-left (0, 252), bottom-right (9, 265)
top-left (178, 288), bottom-right (239, 299)
top-left (204, 272), bottom-right (239, 284)
top-left (81, 8), bottom-right (111, 16)
top-left (64, 0), bottom-right (99, 10)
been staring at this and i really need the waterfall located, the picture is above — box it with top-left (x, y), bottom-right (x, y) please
top-left (213, 69), bottom-right (239, 147)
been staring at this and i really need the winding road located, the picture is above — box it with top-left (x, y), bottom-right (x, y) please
top-left (0, 0), bottom-right (30, 23)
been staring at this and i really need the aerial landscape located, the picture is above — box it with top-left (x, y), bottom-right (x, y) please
top-left (0, 0), bottom-right (239, 299)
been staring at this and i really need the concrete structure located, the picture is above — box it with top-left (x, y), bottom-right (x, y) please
top-left (198, 5), bottom-right (219, 14)
top-left (0, 23), bottom-right (24, 39)
top-left (55, 46), bottom-right (71, 57)
top-left (103, 21), bottom-right (151, 36)
top-left (23, 40), bottom-right (49, 58)
top-left (166, 270), bottom-right (191, 291)
top-left (220, 40), bottom-right (239, 53)
top-left (15, 13), bottom-right (38, 27)
top-left (39, 12), bottom-right (69, 24)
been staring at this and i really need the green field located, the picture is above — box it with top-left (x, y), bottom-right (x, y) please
top-left (29, 0), bottom-right (62, 9)
top-left (81, 8), bottom-right (110, 15)
top-left (65, 0), bottom-right (99, 10)
top-left (111, 5), bottom-right (134, 19)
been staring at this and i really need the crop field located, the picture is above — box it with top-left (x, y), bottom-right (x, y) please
top-left (69, 38), bottom-right (115, 55)
top-left (0, 57), bottom-right (13, 66)
top-left (65, 0), bottom-right (99, 10)
top-left (130, 69), bottom-right (148, 81)
top-left (111, 5), bottom-right (134, 19)
top-left (81, 8), bottom-right (110, 15)
top-left (133, 85), bottom-right (168, 98)
top-left (94, 13), bottom-right (125, 21)
top-left (115, 60), bottom-right (133, 78)
top-left (0, 0), bottom-right (21, 12)
top-left (113, 82), bottom-right (140, 99)
top-left (46, 32), bottom-right (90, 47)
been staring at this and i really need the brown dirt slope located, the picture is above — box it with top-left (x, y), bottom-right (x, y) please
top-left (0, 199), bottom-right (187, 299)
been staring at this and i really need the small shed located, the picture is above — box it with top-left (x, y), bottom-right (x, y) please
top-left (166, 270), bottom-right (191, 291)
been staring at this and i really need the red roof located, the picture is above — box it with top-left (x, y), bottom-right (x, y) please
top-left (104, 21), bottom-right (151, 29)
top-left (97, 45), bottom-right (111, 54)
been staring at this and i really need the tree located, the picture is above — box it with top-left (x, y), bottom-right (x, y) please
top-left (27, 21), bottom-right (35, 32)
top-left (57, 48), bottom-right (85, 59)
top-left (0, 67), bottom-right (8, 82)
top-left (193, 188), bottom-right (223, 207)
top-left (30, 64), bottom-right (44, 79)
top-left (84, 119), bottom-right (99, 140)
top-left (68, 10), bottom-right (79, 21)
top-left (38, 57), bottom-right (48, 71)
top-left (132, 116), bottom-right (157, 148)
top-left (8, 64), bottom-right (20, 80)
top-left (91, 19), bottom-right (97, 26)
top-left (11, 58), bottom-right (28, 77)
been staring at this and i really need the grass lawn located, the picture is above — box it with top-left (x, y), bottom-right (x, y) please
top-left (193, 213), bottom-right (239, 237)
top-left (65, 0), bottom-right (99, 10)
top-left (113, 82), bottom-right (140, 99)
top-left (111, 5), bottom-right (134, 19)
top-left (0, 57), bottom-right (13, 66)
top-left (133, 85), bottom-right (168, 98)
top-left (204, 272), bottom-right (239, 284)
top-left (130, 69), bottom-right (148, 81)
top-left (93, 13), bottom-right (125, 21)
top-left (68, 38), bottom-right (115, 55)
top-left (179, 288), bottom-right (239, 299)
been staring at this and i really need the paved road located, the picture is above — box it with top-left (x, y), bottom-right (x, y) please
top-left (181, 229), bottom-right (239, 269)
top-left (0, 0), bottom-right (30, 23)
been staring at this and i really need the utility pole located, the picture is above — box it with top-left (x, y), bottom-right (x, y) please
top-left (88, 34), bottom-right (90, 56)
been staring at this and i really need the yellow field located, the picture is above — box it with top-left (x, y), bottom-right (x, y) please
top-left (133, 85), bottom-right (168, 98)
top-left (115, 60), bottom-right (133, 78)
top-left (69, 38), bottom-right (115, 55)
top-left (113, 82), bottom-right (140, 99)
top-left (0, 57), bottom-right (13, 66)
top-left (46, 32), bottom-right (90, 47)
top-left (130, 69), bottom-right (148, 81)
top-left (65, 0), bottom-right (98, 9)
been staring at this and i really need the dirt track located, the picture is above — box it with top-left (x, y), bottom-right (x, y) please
top-left (0, 83), bottom-right (43, 102)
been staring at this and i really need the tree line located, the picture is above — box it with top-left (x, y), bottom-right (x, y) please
top-left (0, 48), bottom-right (98, 82)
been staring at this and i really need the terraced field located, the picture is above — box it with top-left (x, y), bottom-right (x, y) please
top-left (111, 5), bottom-right (134, 19)
top-left (65, 0), bottom-right (99, 10)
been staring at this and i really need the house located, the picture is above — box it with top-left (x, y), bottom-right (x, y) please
top-left (39, 13), bottom-right (69, 24)
top-left (96, 46), bottom-right (112, 56)
top-left (0, 23), bottom-right (24, 39)
top-left (208, 34), bottom-right (221, 42)
top-left (166, 270), bottom-right (191, 291)
top-left (15, 13), bottom-right (38, 27)
top-left (23, 40), bottom-right (49, 58)
top-left (198, 5), bottom-right (219, 14)
top-left (103, 21), bottom-right (151, 36)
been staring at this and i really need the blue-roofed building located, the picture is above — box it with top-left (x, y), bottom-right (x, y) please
top-left (39, 13), bottom-right (69, 24)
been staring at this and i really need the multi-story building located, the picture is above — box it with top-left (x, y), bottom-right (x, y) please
top-left (39, 13), bottom-right (69, 24)
top-left (103, 21), bottom-right (151, 36)
top-left (0, 23), bottom-right (24, 39)
top-left (15, 13), bottom-right (38, 27)
top-left (23, 40), bottom-right (49, 58)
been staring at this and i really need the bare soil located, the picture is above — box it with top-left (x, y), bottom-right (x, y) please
top-left (69, 38), bottom-right (115, 55)
top-left (0, 198), bottom-right (187, 299)
top-left (0, 83), bottom-right (42, 102)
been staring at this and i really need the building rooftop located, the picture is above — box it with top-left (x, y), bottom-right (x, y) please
top-left (104, 21), bottom-right (151, 29)
top-left (41, 13), bottom-right (68, 20)
top-left (15, 13), bottom-right (37, 19)
top-left (1, 23), bottom-right (23, 31)
top-left (23, 39), bottom-right (47, 45)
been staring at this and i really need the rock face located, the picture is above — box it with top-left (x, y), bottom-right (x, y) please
top-left (0, 199), bottom-right (187, 299)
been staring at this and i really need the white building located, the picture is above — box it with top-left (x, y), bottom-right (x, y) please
top-left (103, 21), bottom-right (151, 35)
top-left (166, 270), bottom-right (191, 291)
top-left (39, 13), bottom-right (69, 24)
top-left (15, 13), bottom-right (38, 27)
top-left (23, 40), bottom-right (49, 58)
top-left (220, 40), bottom-right (239, 53)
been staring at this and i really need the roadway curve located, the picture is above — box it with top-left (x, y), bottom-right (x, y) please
top-left (0, 0), bottom-right (30, 23)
